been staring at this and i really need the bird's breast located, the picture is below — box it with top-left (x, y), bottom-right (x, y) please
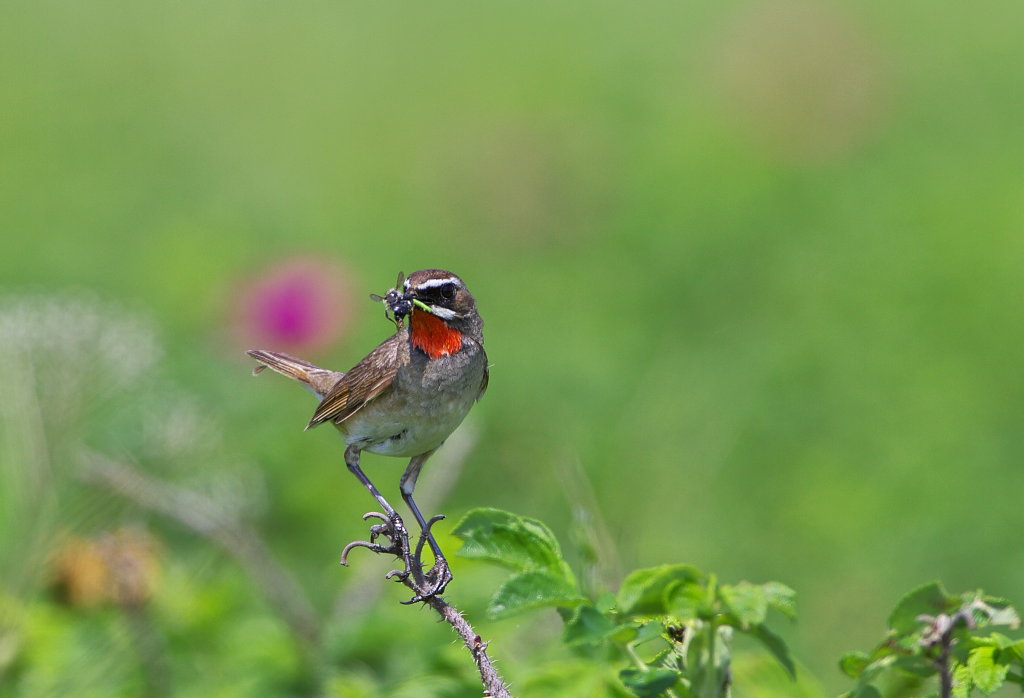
top-left (336, 343), bottom-right (486, 458)
top-left (410, 312), bottom-right (463, 359)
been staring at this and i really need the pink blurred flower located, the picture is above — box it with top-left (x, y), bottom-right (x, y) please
top-left (234, 257), bottom-right (355, 355)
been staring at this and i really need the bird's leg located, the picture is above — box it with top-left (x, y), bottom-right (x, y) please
top-left (341, 445), bottom-right (413, 580)
top-left (400, 451), bottom-right (453, 599)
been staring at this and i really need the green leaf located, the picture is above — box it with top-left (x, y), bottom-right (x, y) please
top-left (608, 625), bottom-right (640, 645)
top-left (748, 624), bottom-right (795, 678)
top-left (1007, 638), bottom-right (1024, 661)
top-left (892, 655), bottom-right (937, 677)
top-left (840, 651), bottom-right (870, 679)
top-left (563, 604), bottom-right (615, 647)
top-left (596, 591), bottom-right (618, 614)
top-left (720, 582), bottom-right (767, 627)
top-left (634, 621), bottom-right (665, 646)
top-left (664, 581), bottom-right (708, 621)
top-left (619, 668), bottom-right (682, 698)
top-left (977, 632), bottom-right (1021, 652)
top-left (888, 582), bottom-right (957, 634)
top-left (851, 686), bottom-right (883, 698)
top-left (453, 508), bottom-right (566, 575)
top-left (979, 597), bottom-right (1021, 629)
top-left (618, 564), bottom-right (703, 616)
top-left (488, 570), bottom-right (586, 619)
top-left (761, 582), bottom-right (798, 620)
top-left (967, 646), bottom-right (1010, 694)
top-left (858, 654), bottom-right (899, 685)
top-left (953, 664), bottom-right (973, 698)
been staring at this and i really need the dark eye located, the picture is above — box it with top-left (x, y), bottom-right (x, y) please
top-left (440, 283), bottom-right (456, 300)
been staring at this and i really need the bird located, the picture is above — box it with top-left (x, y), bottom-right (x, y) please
top-left (247, 269), bottom-right (488, 599)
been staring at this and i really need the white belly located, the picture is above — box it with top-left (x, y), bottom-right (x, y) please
top-left (335, 351), bottom-right (484, 458)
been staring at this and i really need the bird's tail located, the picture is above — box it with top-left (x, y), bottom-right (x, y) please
top-left (246, 349), bottom-right (341, 398)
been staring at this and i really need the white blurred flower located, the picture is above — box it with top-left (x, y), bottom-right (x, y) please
top-left (0, 290), bottom-right (265, 524)
top-left (0, 291), bottom-right (161, 425)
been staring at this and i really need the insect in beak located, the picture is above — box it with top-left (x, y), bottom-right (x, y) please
top-left (410, 298), bottom-right (433, 314)
top-left (370, 271), bottom-right (415, 329)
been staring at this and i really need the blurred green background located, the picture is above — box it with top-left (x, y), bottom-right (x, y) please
top-left (2, 1), bottom-right (1023, 696)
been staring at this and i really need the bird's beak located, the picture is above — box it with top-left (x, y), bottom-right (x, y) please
top-left (403, 289), bottom-right (461, 320)
top-left (404, 292), bottom-right (435, 315)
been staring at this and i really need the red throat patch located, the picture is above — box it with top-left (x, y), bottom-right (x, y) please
top-left (411, 311), bottom-right (463, 359)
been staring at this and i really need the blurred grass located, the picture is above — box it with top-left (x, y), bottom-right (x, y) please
top-left (2, 0), bottom-right (1023, 694)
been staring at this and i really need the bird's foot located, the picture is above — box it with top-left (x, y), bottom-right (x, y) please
top-left (340, 511), bottom-right (411, 575)
top-left (340, 510), bottom-right (454, 604)
top-left (400, 515), bottom-right (453, 604)
top-left (425, 556), bottom-right (455, 597)
top-left (366, 512), bottom-right (404, 550)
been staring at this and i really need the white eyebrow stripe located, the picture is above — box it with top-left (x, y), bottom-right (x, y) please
top-left (412, 277), bottom-right (461, 290)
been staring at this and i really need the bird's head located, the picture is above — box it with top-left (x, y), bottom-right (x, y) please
top-left (402, 269), bottom-right (483, 357)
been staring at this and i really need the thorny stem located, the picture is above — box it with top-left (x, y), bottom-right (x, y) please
top-left (925, 616), bottom-right (955, 698)
top-left (423, 595), bottom-right (512, 698)
top-left (938, 641), bottom-right (953, 698)
top-left (352, 512), bottom-right (512, 695)
top-left (919, 608), bottom-right (978, 698)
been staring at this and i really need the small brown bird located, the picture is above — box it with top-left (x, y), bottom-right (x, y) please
top-left (247, 269), bottom-right (488, 598)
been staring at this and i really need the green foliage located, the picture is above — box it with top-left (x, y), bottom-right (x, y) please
top-left (887, 583), bottom-right (962, 635)
top-left (619, 565), bottom-right (703, 617)
top-left (841, 582), bottom-right (1024, 697)
top-left (620, 668), bottom-right (685, 698)
top-left (452, 508), bottom-right (585, 618)
top-left (454, 508), bottom-right (798, 698)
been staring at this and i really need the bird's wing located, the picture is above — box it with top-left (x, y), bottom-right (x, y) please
top-left (306, 336), bottom-right (400, 429)
top-left (477, 347), bottom-right (490, 401)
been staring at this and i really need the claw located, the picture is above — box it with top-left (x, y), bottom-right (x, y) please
top-left (364, 512), bottom-right (391, 542)
top-left (408, 514), bottom-right (452, 596)
top-left (425, 558), bottom-right (454, 597)
top-left (402, 548), bottom-right (453, 603)
top-left (342, 503), bottom-right (453, 604)
top-left (423, 514), bottom-right (446, 538)
top-left (413, 527), bottom-right (428, 561)
top-left (341, 539), bottom-right (392, 566)
top-left (411, 514), bottom-right (447, 562)
top-left (356, 511), bottom-right (408, 547)
top-left (401, 567), bottom-right (451, 604)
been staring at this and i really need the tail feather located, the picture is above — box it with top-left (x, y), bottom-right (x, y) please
top-left (246, 349), bottom-right (341, 399)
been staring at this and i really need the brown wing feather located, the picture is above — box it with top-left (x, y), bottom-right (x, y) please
top-left (306, 336), bottom-right (400, 430)
top-left (477, 348), bottom-right (490, 401)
